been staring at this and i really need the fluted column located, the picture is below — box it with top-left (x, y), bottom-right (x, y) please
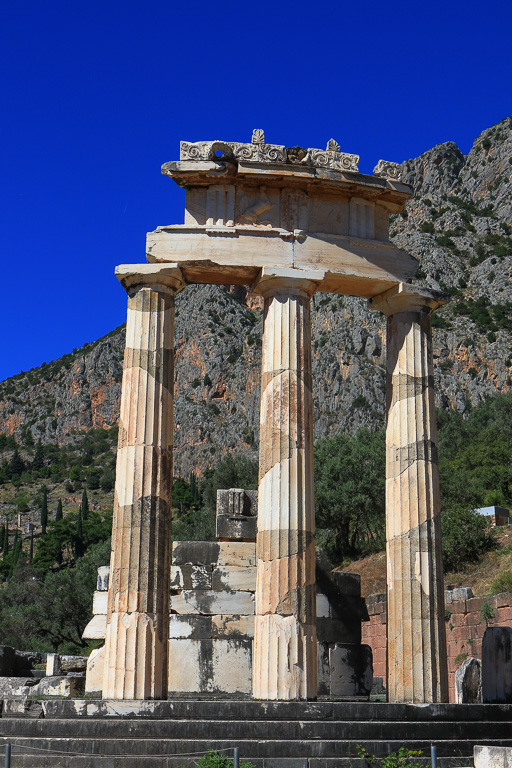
top-left (252, 268), bottom-right (323, 700)
top-left (102, 264), bottom-right (184, 700)
top-left (370, 283), bottom-right (449, 703)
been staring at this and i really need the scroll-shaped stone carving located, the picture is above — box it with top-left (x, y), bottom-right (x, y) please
top-left (231, 141), bottom-right (287, 164)
top-left (180, 141), bottom-right (235, 162)
top-left (373, 159), bottom-right (402, 181)
top-left (307, 140), bottom-right (359, 172)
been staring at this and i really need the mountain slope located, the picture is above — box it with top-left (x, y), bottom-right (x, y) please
top-left (1, 116), bottom-right (511, 477)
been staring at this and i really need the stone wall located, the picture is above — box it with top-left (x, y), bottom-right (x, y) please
top-left (85, 545), bottom-right (372, 698)
top-left (362, 588), bottom-right (512, 703)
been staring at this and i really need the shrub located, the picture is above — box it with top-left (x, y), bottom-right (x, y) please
top-left (441, 507), bottom-right (496, 572)
top-left (420, 221), bottom-right (435, 234)
top-left (196, 752), bottom-right (255, 768)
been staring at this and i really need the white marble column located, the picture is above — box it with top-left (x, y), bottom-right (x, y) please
top-left (102, 265), bottom-right (184, 700)
top-left (252, 268), bottom-right (323, 700)
top-left (371, 283), bottom-right (449, 703)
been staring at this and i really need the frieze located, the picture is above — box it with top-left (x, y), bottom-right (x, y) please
top-left (373, 159), bottom-right (402, 181)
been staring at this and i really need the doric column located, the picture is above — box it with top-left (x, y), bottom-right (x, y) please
top-left (252, 267), bottom-right (323, 700)
top-left (102, 264), bottom-right (184, 700)
top-left (370, 283), bottom-right (449, 703)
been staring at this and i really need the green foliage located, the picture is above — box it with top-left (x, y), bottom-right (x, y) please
top-left (40, 486), bottom-right (48, 534)
top-left (196, 752), bottom-right (255, 768)
top-left (436, 234), bottom-right (455, 248)
top-left (420, 221), bottom-right (435, 233)
top-left (0, 538), bottom-right (111, 652)
top-left (200, 454), bottom-right (258, 514)
top-left (357, 744), bottom-right (423, 767)
top-left (441, 507), bottom-right (496, 572)
top-left (314, 429), bottom-right (385, 561)
top-left (55, 499), bottom-right (63, 522)
top-left (480, 600), bottom-right (495, 625)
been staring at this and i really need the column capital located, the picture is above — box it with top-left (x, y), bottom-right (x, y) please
top-left (115, 263), bottom-right (185, 295)
top-left (369, 282), bottom-right (449, 316)
top-left (252, 266), bottom-right (325, 299)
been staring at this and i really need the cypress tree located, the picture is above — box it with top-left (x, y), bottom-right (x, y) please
top-left (32, 442), bottom-right (44, 471)
top-left (0, 525), bottom-right (4, 553)
top-left (3, 525), bottom-right (8, 558)
top-left (55, 499), bottom-right (63, 522)
top-left (29, 530), bottom-right (34, 563)
top-left (9, 448), bottom-right (25, 479)
top-left (81, 489), bottom-right (89, 521)
top-left (75, 508), bottom-right (84, 559)
top-left (41, 487), bottom-right (48, 534)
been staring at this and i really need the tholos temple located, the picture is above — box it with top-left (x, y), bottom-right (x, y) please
top-left (101, 131), bottom-right (449, 703)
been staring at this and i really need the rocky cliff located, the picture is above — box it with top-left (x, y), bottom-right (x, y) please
top-left (1, 117), bottom-right (511, 477)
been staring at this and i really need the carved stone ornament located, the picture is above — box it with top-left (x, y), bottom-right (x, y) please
top-left (179, 132), bottom-right (359, 171)
top-left (373, 159), bottom-right (402, 181)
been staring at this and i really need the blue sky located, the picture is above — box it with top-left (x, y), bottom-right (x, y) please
top-left (1, 0), bottom-right (511, 381)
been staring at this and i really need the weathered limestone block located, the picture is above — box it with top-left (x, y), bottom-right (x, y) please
top-left (169, 615), bottom-right (212, 639)
top-left (45, 654), bottom-right (61, 676)
top-left (252, 270), bottom-right (323, 701)
top-left (86, 646), bottom-right (105, 695)
top-left (474, 746), bottom-right (512, 768)
top-left (172, 541), bottom-right (221, 566)
top-left (0, 678), bottom-right (36, 697)
top-left (212, 566), bottom-right (256, 592)
top-left (329, 644), bottom-right (373, 698)
top-left (60, 656), bottom-right (87, 673)
top-left (167, 638), bottom-right (252, 695)
top-left (455, 656), bottom-right (482, 703)
top-left (170, 589), bottom-right (255, 616)
top-left (482, 626), bottom-right (512, 703)
top-left (102, 265), bottom-right (184, 700)
top-left (216, 488), bottom-right (258, 541)
top-left (218, 542), bottom-right (256, 568)
top-left (370, 284), bottom-right (449, 704)
top-left (83, 614), bottom-right (107, 640)
top-left (211, 615), bottom-right (254, 639)
top-left (30, 676), bottom-right (85, 698)
top-left (93, 591), bottom-right (108, 615)
top-left (97, 566), bottom-right (110, 591)
top-left (2, 699), bottom-right (43, 718)
top-left (170, 564), bottom-right (212, 590)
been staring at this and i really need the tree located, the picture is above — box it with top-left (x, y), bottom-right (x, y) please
top-left (55, 499), bottom-right (63, 522)
top-left (81, 489), bottom-right (89, 521)
top-left (32, 442), bottom-right (44, 472)
top-left (40, 486), bottom-right (48, 534)
top-left (200, 454), bottom-right (258, 514)
top-left (441, 506), bottom-right (496, 572)
top-left (9, 449), bottom-right (25, 479)
top-left (75, 508), bottom-right (84, 559)
top-left (314, 428), bottom-right (386, 562)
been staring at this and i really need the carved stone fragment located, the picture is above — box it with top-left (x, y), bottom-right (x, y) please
top-left (373, 159), bottom-right (402, 181)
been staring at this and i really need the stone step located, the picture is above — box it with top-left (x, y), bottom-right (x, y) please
top-left (7, 757), bottom-right (475, 768)
top-left (0, 717), bottom-right (509, 742)
top-left (39, 698), bottom-right (512, 722)
top-left (0, 735), bottom-right (509, 759)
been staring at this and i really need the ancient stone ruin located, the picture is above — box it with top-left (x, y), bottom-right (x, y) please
top-left (102, 131), bottom-right (449, 703)
top-left (85, 489), bottom-right (372, 698)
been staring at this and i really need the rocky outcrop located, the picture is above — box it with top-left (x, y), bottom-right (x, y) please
top-left (1, 117), bottom-right (511, 477)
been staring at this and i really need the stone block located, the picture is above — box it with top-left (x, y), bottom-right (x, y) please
top-left (317, 642), bottom-right (331, 696)
top-left (169, 615), bottom-right (212, 639)
top-left (172, 541), bottom-right (221, 566)
top-left (170, 564), bottom-right (212, 590)
top-left (82, 614), bottom-right (107, 640)
top-left (0, 677), bottom-right (36, 697)
top-left (212, 639), bottom-right (252, 694)
top-left (97, 566), bottom-right (110, 591)
top-left (330, 595), bottom-right (369, 622)
top-left (217, 541), bottom-right (256, 567)
top-left (216, 488), bottom-right (258, 517)
top-left (445, 587), bottom-right (473, 603)
top-left (331, 572), bottom-right (361, 596)
top-left (46, 654), bottom-right (61, 676)
top-left (29, 676), bottom-right (85, 698)
top-left (216, 514), bottom-right (257, 542)
top-left (482, 626), bottom-right (512, 703)
top-left (60, 655), bottom-right (88, 673)
top-left (85, 646), bottom-right (105, 695)
top-left (317, 618), bottom-right (361, 645)
top-left (171, 590), bottom-right (255, 616)
top-left (211, 615), bottom-right (254, 638)
top-left (329, 643), bottom-right (373, 698)
top-left (474, 745), bottom-right (512, 767)
top-left (92, 591), bottom-right (108, 615)
top-left (14, 650), bottom-right (45, 673)
top-left (168, 639), bottom-right (203, 694)
top-left (455, 656), bottom-right (482, 703)
top-left (0, 647), bottom-right (15, 676)
top-left (2, 698), bottom-right (43, 718)
top-left (212, 566), bottom-right (257, 592)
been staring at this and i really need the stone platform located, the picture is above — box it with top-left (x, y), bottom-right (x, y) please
top-left (1, 699), bottom-right (511, 767)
